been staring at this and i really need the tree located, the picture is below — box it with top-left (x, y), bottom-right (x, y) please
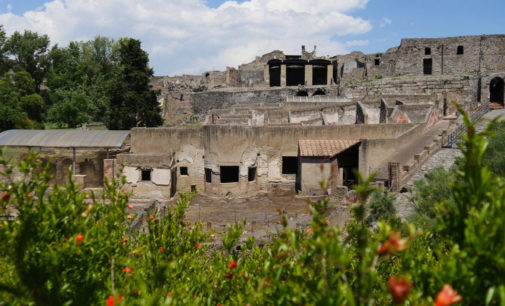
top-left (105, 38), bottom-right (163, 130)
top-left (0, 71), bottom-right (44, 131)
top-left (0, 26), bottom-right (8, 75)
top-left (4, 30), bottom-right (50, 92)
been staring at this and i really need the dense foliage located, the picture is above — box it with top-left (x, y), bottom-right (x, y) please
top-left (0, 25), bottom-right (163, 130)
top-left (1, 109), bottom-right (505, 305)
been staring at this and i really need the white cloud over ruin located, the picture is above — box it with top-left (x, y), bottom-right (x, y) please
top-left (0, 0), bottom-right (373, 75)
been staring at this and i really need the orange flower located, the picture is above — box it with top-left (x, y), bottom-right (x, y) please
top-left (127, 204), bottom-right (133, 209)
top-left (87, 204), bottom-right (93, 211)
top-left (388, 276), bottom-right (412, 304)
top-left (127, 215), bottom-right (133, 220)
top-left (122, 267), bottom-right (133, 274)
top-left (150, 215), bottom-right (154, 221)
top-left (379, 231), bottom-right (408, 255)
top-left (210, 234), bottom-right (216, 239)
top-left (76, 234), bottom-right (83, 244)
top-left (435, 284), bottom-right (462, 306)
top-left (121, 237), bottom-right (128, 245)
top-left (81, 211), bottom-right (88, 218)
top-left (306, 228), bottom-right (314, 233)
top-left (195, 242), bottom-right (201, 249)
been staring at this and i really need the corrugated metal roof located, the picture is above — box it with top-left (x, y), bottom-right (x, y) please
top-left (0, 130), bottom-right (130, 148)
top-left (299, 139), bottom-right (360, 157)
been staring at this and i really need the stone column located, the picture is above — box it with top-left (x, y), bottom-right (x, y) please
top-left (305, 65), bottom-right (313, 86)
top-left (264, 65), bottom-right (269, 87)
top-left (280, 64), bottom-right (287, 87)
top-left (327, 65), bottom-right (334, 85)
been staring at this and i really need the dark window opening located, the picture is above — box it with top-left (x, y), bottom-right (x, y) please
top-left (374, 59), bottom-right (380, 66)
top-left (356, 105), bottom-right (365, 124)
top-left (180, 167), bottom-right (188, 176)
top-left (220, 166), bottom-right (239, 183)
top-left (457, 46), bottom-right (464, 55)
top-left (425, 47), bottom-right (431, 55)
top-left (312, 88), bottom-right (326, 96)
top-left (356, 61), bottom-right (365, 68)
top-left (248, 167), bottom-right (256, 182)
top-left (312, 65), bottom-right (327, 85)
top-left (423, 58), bottom-right (433, 75)
top-left (342, 167), bottom-right (357, 188)
top-left (282, 156), bottom-right (298, 175)
top-left (269, 65), bottom-right (281, 87)
top-left (286, 65), bottom-right (305, 86)
top-left (490, 77), bottom-right (505, 106)
top-left (205, 168), bottom-right (212, 183)
top-left (141, 169), bottom-right (151, 181)
top-left (191, 185), bottom-right (196, 192)
top-left (296, 90), bottom-right (308, 96)
top-left (443, 98), bottom-right (447, 116)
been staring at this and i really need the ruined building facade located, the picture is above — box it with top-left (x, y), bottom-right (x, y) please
top-left (116, 35), bottom-right (505, 199)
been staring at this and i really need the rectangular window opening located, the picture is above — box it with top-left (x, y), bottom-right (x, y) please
top-left (248, 167), bottom-right (257, 182)
top-left (220, 166), bottom-right (239, 183)
top-left (205, 168), bottom-right (212, 183)
top-left (425, 47), bottom-right (431, 55)
top-left (282, 156), bottom-right (298, 175)
top-left (180, 167), bottom-right (188, 176)
top-left (141, 169), bottom-right (151, 181)
top-left (457, 45), bottom-right (464, 55)
top-left (423, 58), bottom-right (433, 75)
top-left (191, 185), bottom-right (196, 192)
top-left (374, 59), bottom-right (380, 66)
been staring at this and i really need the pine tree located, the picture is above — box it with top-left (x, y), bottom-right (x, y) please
top-left (105, 38), bottom-right (163, 130)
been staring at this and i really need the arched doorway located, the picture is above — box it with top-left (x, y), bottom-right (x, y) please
top-left (490, 77), bottom-right (504, 106)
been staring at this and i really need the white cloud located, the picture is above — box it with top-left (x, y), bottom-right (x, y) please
top-left (380, 17), bottom-right (392, 28)
top-left (0, 0), bottom-right (373, 75)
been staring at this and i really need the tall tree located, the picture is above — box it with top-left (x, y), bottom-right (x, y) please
top-left (4, 30), bottom-right (50, 92)
top-left (0, 71), bottom-right (44, 131)
top-left (105, 38), bottom-right (163, 130)
top-left (0, 26), bottom-right (8, 75)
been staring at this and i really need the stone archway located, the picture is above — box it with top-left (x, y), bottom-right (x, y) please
top-left (490, 77), bottom-right (504, 106)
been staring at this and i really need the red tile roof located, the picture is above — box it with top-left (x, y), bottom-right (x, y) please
top-left (299, 139), bottom-right (360, 157)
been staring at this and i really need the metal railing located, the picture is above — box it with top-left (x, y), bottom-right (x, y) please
top-left (441, 103), bottom-right (489, 148)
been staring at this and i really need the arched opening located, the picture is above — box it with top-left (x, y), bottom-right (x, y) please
top-left (268, 59), bottom-right (281, 87)
top-left (312, 88), bottom-right (326, 96)
top-left (310, 59), bottom-right (330, 85)
top-left (355, 104), bottom-right (365, 124)
top-left (285, 59), bottom-right (306, 86)
top-left (490, 77), bottom-right (504, 106)
top-left (296, 90), bottom-right (308, 96)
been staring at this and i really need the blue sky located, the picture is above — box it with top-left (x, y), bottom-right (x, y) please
top-left (1, 0), bottom-right (504, 75)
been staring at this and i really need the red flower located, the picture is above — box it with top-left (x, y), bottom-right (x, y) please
top-left (127, 204), bottom-right (133, 209)
top-left (435, 284), bottom-right (462, 306)
top-left (27, 192), bottom-right (33, 198)
top-left (167, 291), bottom-right (173, 296)
top-left (159, 247), bottom-right (164, 253)
top-left (122, 267), bottom-right (133, 274)
top-left (150, 215), bottom-right (154, 221)
top-left (76, 234), bottom-right (83, 244)
top-left (107, 295), bottom-right (115, 306)
top-left (388, 276), bottom-right (412, 305)
top-left (226, 273), bottom-right (234, 279)
top-left (379, 231), bottom-right (408, 255)
top-left (195, 242), bottom-right (201, 249)
top-left (2, 193), bottom-right (9, 201)
top-left (229, 260), bottom-right (237, 269)
top-left (106, 295), bottom-right (123, 306)
top-left (189, 226), bottom-right (193, 230)
top-left (121, 237), bottom-right (128, 245)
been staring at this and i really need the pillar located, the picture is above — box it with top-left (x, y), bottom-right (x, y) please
top-left (264, 65), bottom-right (269, 87)
top-left (327, 65), bottom-right (334, 85)
top-left (305, 65), bottom-right (313, 86)
top-left (280, 64), bottom-right (287, 87)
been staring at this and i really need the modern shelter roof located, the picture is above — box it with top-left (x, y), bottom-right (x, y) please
top-left (299, 139), bottom-right (360, 158)
top-left (0, 130), bottom-right (130, 149)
